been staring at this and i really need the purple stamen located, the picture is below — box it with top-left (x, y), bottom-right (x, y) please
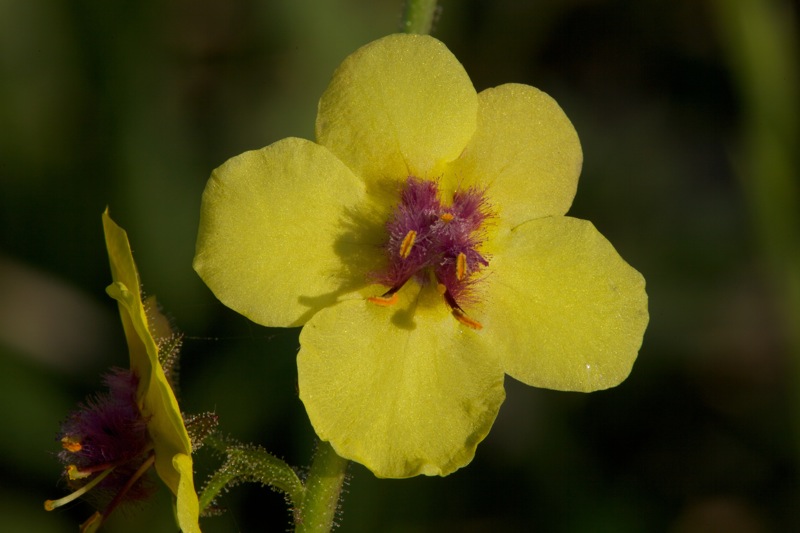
top-left (373, 177), bottom-right (493, 311)
top-left (54, 368), bottom-right (155, 513)
top-left (58, 369), bottom-right (149, 471)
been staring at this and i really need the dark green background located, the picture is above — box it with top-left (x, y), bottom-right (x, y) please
top-left (2, 0), bottom-right (797, 531)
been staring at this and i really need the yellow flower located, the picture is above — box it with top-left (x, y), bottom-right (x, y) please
top-left (46, 211), bottom-right (200, 531)
top-left (194, 34), bottom-right (648, 478)
top-left (99, 210), bottom-right (200, 531)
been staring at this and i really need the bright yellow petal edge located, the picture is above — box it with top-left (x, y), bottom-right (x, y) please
top-left (102, 209), bottom-right (201, 533)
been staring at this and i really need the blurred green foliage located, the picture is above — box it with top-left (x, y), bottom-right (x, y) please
top-left (1, 0), bottom-right (797, 531)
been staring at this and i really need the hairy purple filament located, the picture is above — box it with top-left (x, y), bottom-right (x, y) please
top-left (59, 370), bottom-right (149, 472)
top-left (373, 176), bottom-right (492, 315)
top-left (50, 368), bottom-right (155, 526)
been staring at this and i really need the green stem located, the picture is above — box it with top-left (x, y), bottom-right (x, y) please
top-left (295, 441), bottom-right (349, 533)
top-left (402, 0), bottom-right (438, 35)
top-left (712, 0), bottom-right (800, 450)
top-left (198, 467), bottom-right (234, 514)
top-left (198, 436), bottom-right (305, 516)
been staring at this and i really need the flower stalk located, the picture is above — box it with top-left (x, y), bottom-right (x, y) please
top-left (402, 0), bottom-right (438, 35)
top-left (296, 441), bottom-right (348, 533)
top-left (712, 0), bottom-right (800, 456)
top-left (198, 437), bottom-right (304, 516)
top-left (197, 437), bottom-right (347, 531)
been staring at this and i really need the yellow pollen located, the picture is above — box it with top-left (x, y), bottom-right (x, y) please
top-left (452, 308), bottom-right (483, 330)
top-left (440, 212), bottom-right (454, 222)
top-left (61, 436), bottom-right (82, 453)
top-left (456, 252), bottom-right (467, 280)
top-left (367, 292), bottom-right (399, 307)
top-left (436, 283), bottom-right (447, 295)
top-left (399, 230), bottom-right (417, 259)
top-left (67, 464), bottom-right (92, 480)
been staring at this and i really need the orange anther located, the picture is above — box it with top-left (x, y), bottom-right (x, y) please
top-left (67, 465), bottom-right (91, 481)
top-left (452, 308), bottom-right (483, 330)
top-left (456, 252), bottom-right (467, 280)
top-left (367, 292), bottom-right (399, 307)
top-left (440, 213), bottom-right (454, 222)
top-left (399, 230), bottom-right (417, 259)
top-left (61, 436), bottom-right (82, 453)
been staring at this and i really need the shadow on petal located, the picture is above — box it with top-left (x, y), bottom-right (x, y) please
top-left (294, 201), bottom-right (389, 325)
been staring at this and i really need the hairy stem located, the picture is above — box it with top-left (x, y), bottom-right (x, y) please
top-left (402, 0), bottom-right (438, 35)
top-left (295, 441), bottom-right (349, 533)
top-left (198, 436), bottom-right (304, 516)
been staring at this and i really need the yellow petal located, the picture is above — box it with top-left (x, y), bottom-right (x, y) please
top-left (482, 217), bottom-right (648, 392)
top-left (102, 211), bottom-right (195, 508)
top-left (316, 34), bottom-right (477, 184)
top-left (173, 453), bottom-right (201, 533)
top-left (194, 137), bottom-right (385, 327)
top-left (446, 84), bottom-right (582, 227)
top-left (146, 367), bottom-right (194, 497)
top-left (103, 209), bottom-right (151, 395)
top-left (298, 284), bottom-right (505, 478)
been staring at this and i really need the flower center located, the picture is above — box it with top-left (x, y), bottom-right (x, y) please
top-left (368, 176), bottom-right (492, 329)
top-left (45, 369), bottom-right (156, 531)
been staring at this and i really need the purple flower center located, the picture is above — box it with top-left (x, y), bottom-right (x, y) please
top-left (48, 368), bottom-right (155, 524)
top-left (58, 369), bottom-right (149, 472)
top-left (370, 176), bottom-right (492, 328)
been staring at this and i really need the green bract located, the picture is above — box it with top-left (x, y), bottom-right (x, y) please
top-left (194, 34), bottom-right (648, 478)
